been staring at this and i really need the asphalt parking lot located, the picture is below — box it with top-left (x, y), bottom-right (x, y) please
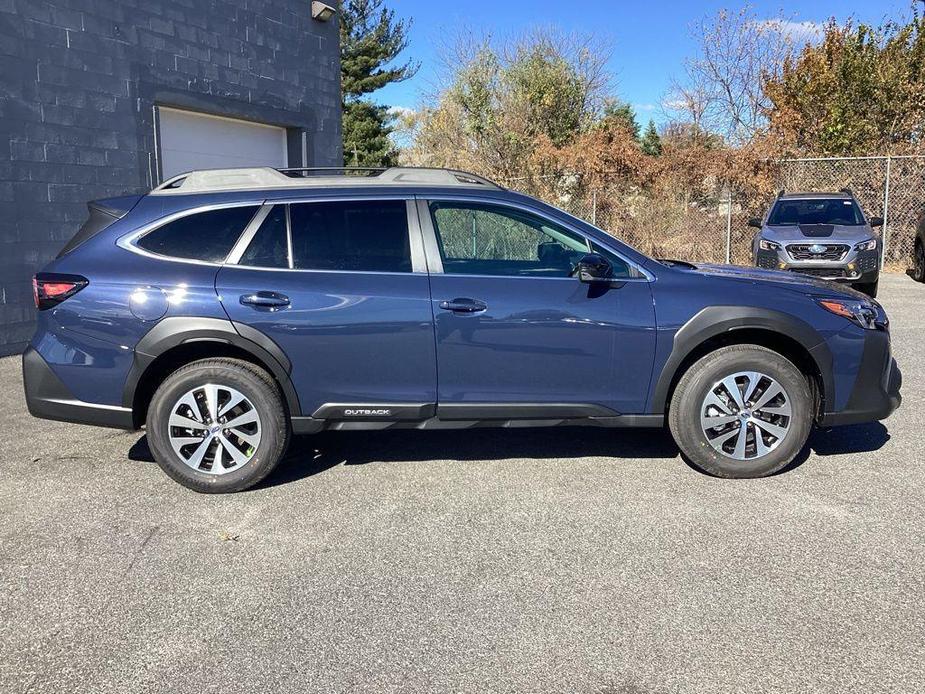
top-left (2, 273), bottom-right (924, 694)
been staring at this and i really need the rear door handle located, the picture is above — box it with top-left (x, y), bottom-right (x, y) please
top-left (439, 298), bottom-right (487, 313)
top-left (240, 291), bottom-right (290, 309)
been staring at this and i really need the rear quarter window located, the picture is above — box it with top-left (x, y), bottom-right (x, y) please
top-left (136, 206), bottom-right (259, 262)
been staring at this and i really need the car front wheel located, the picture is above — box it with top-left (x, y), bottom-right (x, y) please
top-left (669, 345), bottom-right (813, 478)
top-left (146, 358), bottom-right (290, 493)
top-left (853, 279), bottom-right (878, 298)
top-left (913, 241), bottom-right (925, 282)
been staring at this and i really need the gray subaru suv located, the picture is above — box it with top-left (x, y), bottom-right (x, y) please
top-left (750, 190), bottom-right (883, 297)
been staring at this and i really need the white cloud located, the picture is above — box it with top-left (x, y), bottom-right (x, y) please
top-left (633, 103), bottom-right (658, 112)
top-left (662, 99), bottom-right (689, 111)
top-left (751, 18), bottom-right (824, 42)
top-left (388, 105), bottom-right (416, 118)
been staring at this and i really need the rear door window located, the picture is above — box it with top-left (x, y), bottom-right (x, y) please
top-left (136, 206), bottom-right (259, 262)
top-left (288, 200), bottom-right (411, 273)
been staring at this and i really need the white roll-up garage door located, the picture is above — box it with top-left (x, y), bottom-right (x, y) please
top-left (158, 107), bottom-right (289, 179)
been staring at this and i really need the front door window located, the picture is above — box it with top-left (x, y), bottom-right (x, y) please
top-left (428, 201), bottom-right (632, 278)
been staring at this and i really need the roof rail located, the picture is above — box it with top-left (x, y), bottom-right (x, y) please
top-left (776, 189), bottom-right (785, 198)
top-left (278, 167), bottom-right (386, 178)
top-left (840, 187), bottom-right (854, 197)
top-left (151, 166), bottom-right (503, 195)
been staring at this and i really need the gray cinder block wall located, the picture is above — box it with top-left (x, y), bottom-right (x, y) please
top-left (0, 0), bottom-right (342, 356)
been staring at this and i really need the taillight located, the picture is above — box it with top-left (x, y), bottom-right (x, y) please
top-left (33, 273), bottom-right (88, 310)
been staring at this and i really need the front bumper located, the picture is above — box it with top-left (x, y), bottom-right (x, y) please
top-left (22, 346), bottom-right (135, 429)
top-left (817, 329), bottom-right (902, 427)
top-left (755, 247), bottom-right (880, 283)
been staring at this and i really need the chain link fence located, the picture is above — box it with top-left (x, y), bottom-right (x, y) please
top-left (505, 155), bottom-right (925, 269)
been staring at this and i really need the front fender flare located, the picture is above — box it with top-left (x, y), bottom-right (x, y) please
top-left (649, 306), bottom-right (833, 414)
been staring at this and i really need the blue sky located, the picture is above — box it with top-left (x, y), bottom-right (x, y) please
top-left (377, 0), bottom-right (912, 125)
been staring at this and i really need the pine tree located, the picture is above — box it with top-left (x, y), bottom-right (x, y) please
top-left (340, 0), bottom-right (418, 167)
top-left (601, 101), bottom-right (640, 140)
top-left (641, 119), bottom-right (662, 156)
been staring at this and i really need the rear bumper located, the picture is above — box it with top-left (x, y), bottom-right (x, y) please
top-left (817, 331), bottom-right (901, 427)
top-left (22, 346), bottom-right (135, 429)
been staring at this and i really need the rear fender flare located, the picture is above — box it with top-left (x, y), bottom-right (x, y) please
top-left (123, 316), bottom-right (301, 416)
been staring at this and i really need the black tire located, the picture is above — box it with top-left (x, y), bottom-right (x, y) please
top-left (668, 345), bottom-right (813, 479)
top-left (853, 280), bottom-right (879, 298)
top-left (146, 358), bottom-right (290, 493)
top-left (913, 241), bottom-right (925, 282)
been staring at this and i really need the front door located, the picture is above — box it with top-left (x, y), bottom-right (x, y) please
top-left (217, 198), bottom-right (437, 418)
top-left (419, 198), bottom-right (656, 417)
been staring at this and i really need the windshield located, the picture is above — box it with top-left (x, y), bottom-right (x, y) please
top-left (767, 198), bottom-right (865, 226)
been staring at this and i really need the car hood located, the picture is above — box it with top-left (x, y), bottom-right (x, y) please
top-left (761, 224), bottom-right (875, 243)
top-left (682, 262), bottom-right (869, 299)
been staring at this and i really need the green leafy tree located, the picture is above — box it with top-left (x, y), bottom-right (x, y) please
top-left (641, 119), bottom-right (662, 155)
top-left (764, 13), bottom-right (925, 154)
top-left (409, 29), bottom-right (611, 180)
top-left (340, 0), bottom-right (418, 166)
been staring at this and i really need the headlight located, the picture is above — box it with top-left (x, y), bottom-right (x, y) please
top-left (817, 298), bottom-right (880, 330)
top-left (758, 239), bottom-right (780, 251)
top-left (855, 238), bottom-right (877, 251)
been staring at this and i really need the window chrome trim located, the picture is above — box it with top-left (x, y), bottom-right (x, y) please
top-left (117, 201), bottom-right (264, 267)
top-left (415, 195), bottom-right (655, 282)
top-left (217, 264), bottom-right (424, 278)
top-left (284, 203), bottom-right (294, 269)
top-left (117, 193), bottom-right (653, 280)
top-left (225, 204), bottom-right (273, 265)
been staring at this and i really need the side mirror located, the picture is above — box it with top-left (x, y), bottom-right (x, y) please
top-left (748, 217), bottom-right (762, 229)
top-left (869, 216), bottom-right (884, 227)
top-left (575, 253), bottom-right (613, 283)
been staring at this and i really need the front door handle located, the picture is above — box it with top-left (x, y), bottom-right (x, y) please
top-left (240, 291), bottom-right (290, 309)
top-left (439, 298), bottom-right (487, 313)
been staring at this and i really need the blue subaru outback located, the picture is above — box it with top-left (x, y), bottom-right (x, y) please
top-left (24, 167), bottom-right (901, 492)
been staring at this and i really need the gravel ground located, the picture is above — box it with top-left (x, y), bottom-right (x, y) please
top-left (1, 273), bottom-right (923, 694)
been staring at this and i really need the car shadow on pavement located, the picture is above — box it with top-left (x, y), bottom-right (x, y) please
top-left (264, 427), bottom-right (681, 488)
top-left (127, 421), bottom-right (891, 489)
top-left (765, 421), bottom-right (891, 476)
top-left (808, 422), bottom-right (891, 456)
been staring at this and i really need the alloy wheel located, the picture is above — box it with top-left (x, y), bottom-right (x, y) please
top-left (700, 371), bottom-right (792, 461)
top-left (167, 384), bottom-right (262, 474)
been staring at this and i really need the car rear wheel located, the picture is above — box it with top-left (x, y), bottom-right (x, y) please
top-left (146, 358), bottom-right (290, 493)
top-left (669, 345), bottom-right (813, 478)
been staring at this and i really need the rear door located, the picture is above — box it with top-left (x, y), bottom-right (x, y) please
top-left (216, 197), bottom-right (437, 419)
